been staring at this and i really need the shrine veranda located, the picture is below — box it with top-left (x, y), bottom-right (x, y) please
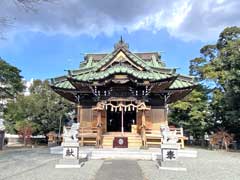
top-left (50, 39), bottom-right (196, 149)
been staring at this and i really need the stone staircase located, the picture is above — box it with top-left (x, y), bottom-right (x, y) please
top-left (50, 146), bottom-right (198, 160)
top-left (102, 132), bottom-right (142, 148)
top-left (86, 149), bottom-right (157, 160)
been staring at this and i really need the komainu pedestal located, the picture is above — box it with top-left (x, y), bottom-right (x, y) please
top-left (56, 142), bottom-right (82, 168)
top-left (161, 143), bottom-right (179, 161)
top-left (158, 125), bottom-right (186, 171)
top-left (55, 124), bottom-right (83, 168)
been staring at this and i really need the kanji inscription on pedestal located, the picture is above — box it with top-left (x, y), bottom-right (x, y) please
top-left (162, 148), bottom-right (178, 161)
top-left (63, 147), bottom-right (79, 159)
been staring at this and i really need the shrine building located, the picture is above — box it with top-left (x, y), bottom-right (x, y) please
top-left (50, 39), bottom-right (196, 149)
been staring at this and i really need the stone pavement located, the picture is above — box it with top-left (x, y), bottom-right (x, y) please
top-left (95, 160), bottom-right (143, 180)
top-left (1, 147), bottom-right (240, 180)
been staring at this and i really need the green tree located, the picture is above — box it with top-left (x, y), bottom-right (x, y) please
top-left (29, 80), bottom-right (74, 134)
top-left (4, 80), bottom-right (74, 135)
top-left (169, 86), bottom-right (210, 139)
top-left (0, 58), bottom-right (24, 98)
top-left (0, 58), bottom-right (24, 128)
top-left (170, 26), bottom-right (240, 139)
top-left (175, 26), bottom-right (240, 139)
top-left (3, 95), bottom-right (34, 133)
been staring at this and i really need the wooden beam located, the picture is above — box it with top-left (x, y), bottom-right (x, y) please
top-left (96, 110), bottom-right (103, 148)
top-left (77, 105), bottom-right (81, 123)
top-left (141, 110), bottom-right (147, 148)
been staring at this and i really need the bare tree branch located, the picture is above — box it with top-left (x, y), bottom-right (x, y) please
top-left (15, 0), bottom-right (58, 12)
top-left (0, 0), bottom-right (58, 39)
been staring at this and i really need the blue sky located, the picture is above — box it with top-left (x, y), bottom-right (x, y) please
top-left (0, 29), bottom-right (205, 80)
top-left (0, 0), bottom-right (239, 81)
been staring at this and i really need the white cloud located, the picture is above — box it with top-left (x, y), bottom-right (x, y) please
top-left (0, 0), bottom-right (240, 41)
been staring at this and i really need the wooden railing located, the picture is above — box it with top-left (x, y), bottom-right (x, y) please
top-left (169, 127), bottom-right (184, 137)
top-left (145, 127), bottom-right (186, 148)
top-left (78, 127), bottom-right (98, 146)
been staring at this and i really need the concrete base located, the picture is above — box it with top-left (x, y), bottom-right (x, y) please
top-left (55, 159), bottom-right (85, 169)
top-left (158, 160), bottom-right (182, 167)
top-left (160, 143), bottom-right (180, 149)
top-left (157, 160), bottom-right (187, 171)
top-left (55, 162), bottom-right (84, 169)
top-left (158, 166), bottom-right (187, 171)
top-left (58, 159), bottom-right (81, 165)
top-left (62, 142), bottom-right (79, 147)
top-left (48, 142), bottom-right (58, 147)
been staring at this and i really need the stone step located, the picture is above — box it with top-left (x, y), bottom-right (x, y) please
top-left (103, 139), bottom-right (140, 141)
top-left (88, 150), bottom-right (160, 160)
top-left (102, 139), bottom-right (142, 142)
top-left (147, 142), bottom-right (161, 145)
top-left (102, 141), bottom-right (142, 144)
top-left (51, 146), bottom-right (198, 160)
top-left (103, 144), bottom-right (142, 148)
top-left (103, 136), bottom-right (141, 139)
top-left (102, 138), bottom-right (142, 144)
top-left (103, 137), bottom-right (141, 139)
top-left (102, 143), bottom-right (142, 145)
top-left (103, 143), bottom-right (142, 146)
top-left (103, 134), bottom-right (141, 138)
top-left (103, 133), bottom-right (140, 136)
top-left (103, 139), bottom-right (142, 141)
top-left (82, 140), bottom-right (96, 143)
top-left (102, 144), bottom-right (142, 148)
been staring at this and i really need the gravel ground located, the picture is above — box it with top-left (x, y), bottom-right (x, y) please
top-left (1, 147), bottom-right (240, 180)
top-left (0, 147), bottom-right (103, 180)
top-left (138, 148), bottom-right (240, 180)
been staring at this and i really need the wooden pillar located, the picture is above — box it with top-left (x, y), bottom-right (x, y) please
top-left (164, 106), bottom-right (168, 125)
top-left (142, 110), bottom-right (146, 127)
top-left (76, 105), bottom-right (84, 146)
top-left (180, 127), bottom-right (184, 149)
top-left (141, 110), bottom-right (147, 148)
top-left (96, 110), bottom-right (102, 148)
top-left (97, 110), bottom-right (101, 127)
top-left (121, 109), bottom-right (124, 135)
top-left (77, 105), bottom-right (81, 123)
top-left (80, 127), bottom-right (84, 146)
top-left (163, 93), bottom-right (169, 126)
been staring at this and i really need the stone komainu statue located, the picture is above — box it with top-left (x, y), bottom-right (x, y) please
top-left (160, 125), bottom-right (178, 144)
top-left (63, 123), bottom-right (79, 143)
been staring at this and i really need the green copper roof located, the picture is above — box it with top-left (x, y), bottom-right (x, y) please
top-left (51, 39), bottom-right (196, 91)
top-left (52, 77), bottom-right (75, 89)
top-left (169, 79), bottom-right (192, 89)
top-left (73, 64), bottom-right (172, 82)
top-left (53, 76), bottom-right (195, 90)
top-left (79, 48), bottom-right (161, 72)
top-left (169, 75), bottom-right (196, 89)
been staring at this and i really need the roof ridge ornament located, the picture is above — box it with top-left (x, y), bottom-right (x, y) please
top-left (114, 36), bottom-right (129, 50)
top-left (120, 35), bottom-right (123, 43)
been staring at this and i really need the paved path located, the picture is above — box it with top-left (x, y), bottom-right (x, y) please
top-left (95, 160), bottom-right (144, 180)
